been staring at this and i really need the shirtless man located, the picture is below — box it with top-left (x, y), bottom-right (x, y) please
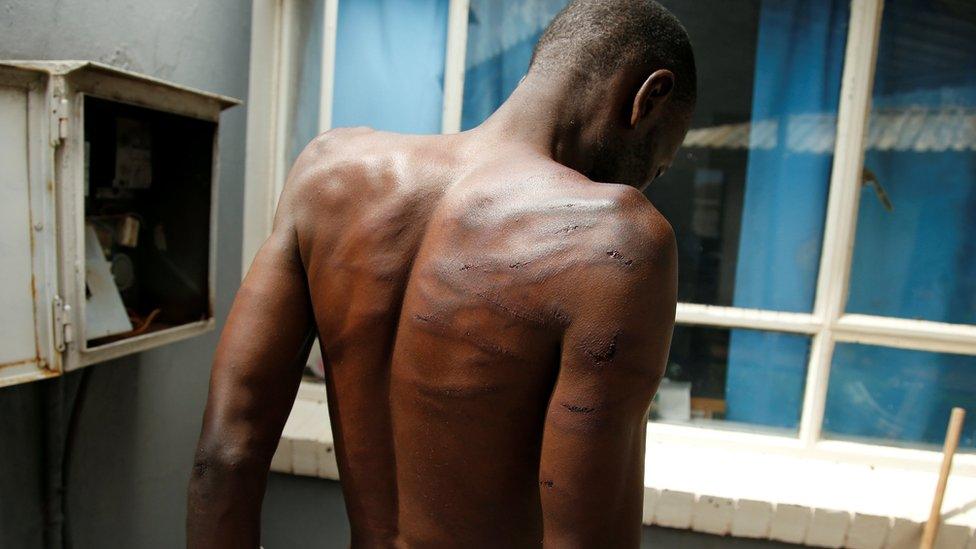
top-left (187, 0), bottom-right (696, 546)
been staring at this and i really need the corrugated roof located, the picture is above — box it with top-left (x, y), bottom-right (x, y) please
top-left (682, 107), bottom-right (976, 153)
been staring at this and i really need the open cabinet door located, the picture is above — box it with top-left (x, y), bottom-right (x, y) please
top-left (0, 60), bottom-right (238, 381)
top-left (0, 65), bottom-right (60, 387)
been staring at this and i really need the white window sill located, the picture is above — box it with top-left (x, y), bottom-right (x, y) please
top-left (273, 382), bottom-right (976, 548)
top-left (270, 381), bottom-right (339, 480)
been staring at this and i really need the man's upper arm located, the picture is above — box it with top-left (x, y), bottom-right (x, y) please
top-left (193, 133), bottom-right (332, 468)
top-left (195, 220), bottom-right (316, 465)
top-left (187, 170), bottom-right (318, 547)
top-left (539, 211), bottom-right (677, 547)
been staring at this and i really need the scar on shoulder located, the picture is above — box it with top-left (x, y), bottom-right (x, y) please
top-left (606, 249), bottom-right (634, 266)
top-left (584, 330), bottom-right (619, 363)
top-left (561, 403), bottom-right (596, 414)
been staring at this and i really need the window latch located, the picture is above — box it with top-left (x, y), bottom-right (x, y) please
top-left (862, 167), bottom-right (893, 212)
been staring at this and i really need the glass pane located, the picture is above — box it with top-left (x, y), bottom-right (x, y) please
top-left (846, 0), bottom-right (976, 325)
top-left (287, 0), bottom-right (324, 167)
top-left (462, 0), bottom-right (568, 130)
top-left (824, 344), bottom-right (976, 451)
top-left (288, 0), bottom-right (450, 167)
top-left (461, 0), bottom-right (849, 311)
top-left (651, 326), bottom-right (810, 435)
top-left (332, 0), bottom-right (449, 134)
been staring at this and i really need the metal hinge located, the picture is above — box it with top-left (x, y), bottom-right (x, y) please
top-left (53, 295), bottom-right (73, 352)
top-left (49, 77), bottom-right (69, 146)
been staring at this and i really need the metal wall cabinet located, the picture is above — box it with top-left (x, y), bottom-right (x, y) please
top-left (0, 61), bottom-right (239, 387)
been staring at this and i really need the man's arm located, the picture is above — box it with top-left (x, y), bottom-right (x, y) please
top-left (186, 205), bottom-right (315, 548)
top-left (539, 218), bottom-right (677, 548)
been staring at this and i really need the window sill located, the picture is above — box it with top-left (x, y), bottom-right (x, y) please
top-left (270, 381), bottom-right (339, 480)
top-left (641, 435), bottom-right (976, 547)
top-left (273, 382), bottom-right (976, 548)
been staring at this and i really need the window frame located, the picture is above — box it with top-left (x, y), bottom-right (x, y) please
top-left (243, 0), bottom-right (976, 476)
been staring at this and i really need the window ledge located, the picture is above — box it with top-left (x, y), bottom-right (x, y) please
top-left (273, 382), bottom-right (976, 548)
top-left (271, 381), bottom-right (339, 480)
top-left (642, 437), bottom-right (976, 547)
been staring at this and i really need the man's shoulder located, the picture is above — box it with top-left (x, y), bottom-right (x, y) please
top-left (449, 165), bottom-right (676, 302)
top-left (544, 182), bottom-right (677, 310)
top-left (453, 161), bottom-right (676, 274)
top-left (279, 128), bottom-right (452, 219)
top-left (290, 126), bottom-right (393, 184)
top-left (554, 179), bottom-right (676, 269)
top-left (277, 127), bottom-right (373, 200)
top-left (599, 184), bottom-right (674, 251)
top-left (301, 126), bottom-right (454, 168)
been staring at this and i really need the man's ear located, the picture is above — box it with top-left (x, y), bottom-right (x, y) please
top-left (630, 69), bottom-right (675, 128)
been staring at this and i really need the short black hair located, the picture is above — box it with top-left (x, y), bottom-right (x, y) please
top-left (529, 0), bottom-right (697, 111)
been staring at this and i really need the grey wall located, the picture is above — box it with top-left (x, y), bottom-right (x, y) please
top-left (0, 1), bottom-right (251, 547)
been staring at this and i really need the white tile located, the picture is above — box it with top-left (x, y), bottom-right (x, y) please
top-left (654, 489), bottom-right (695, 530)
top-left (278, 396), bottom-right (336, 479)
top-left (269, 438), bottom-right (293, 473)
top-left (885, 518), bottom-right (921, 549)
top-left (296, 379), bottom-right (327, 403)
top-left (642, 487), bottom-right (661, 525)
top-left (731, 499), bottom-right (773, 539)
top-left (641, 437), bottom-right (976, 535)
top-left (316, 440), bottom-right (339, 480)
top-left (280, 399), bottom-right (320, 439)
top-left (291, 438), bottom-right (320, 477)
top-left (292, 403), bottom-right (329, 441)
top-left (692, 495), bottom-right (734, 535)
top-left (846, 513), bottom-right (891, 549)
top-left (770, 504), bottom-right (812, 544)
top-left (935, 524), bottom-right (974, 549)
top-left (806, 508), bottom-right (851, 548)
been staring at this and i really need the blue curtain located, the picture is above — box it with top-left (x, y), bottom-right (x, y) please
top-left (724, 0), bottom-right (849, 428)
top-left (332, 0), bottom-right (449, 134)
top-left (731, 0), bottom-right (849, 313)
top-left (461, 0), bottom-right (568, 130)
top-left (847, 78), bottom-right (976, 323)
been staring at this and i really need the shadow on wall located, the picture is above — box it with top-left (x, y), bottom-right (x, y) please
top-left (261, 474), bottom-right (801, 548)
top-left (0, 360), bottom-right (142, 547)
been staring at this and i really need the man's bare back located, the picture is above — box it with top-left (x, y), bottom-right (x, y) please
top-left (188, 2), bottom-right (695, 546)
top-left (281, 127), bottom-right (675, 546)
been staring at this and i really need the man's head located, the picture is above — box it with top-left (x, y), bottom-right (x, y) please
top-left (528, 0), bottom-right (696, 189)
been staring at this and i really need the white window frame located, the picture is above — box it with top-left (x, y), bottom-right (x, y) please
top-left (243, 0), bottom-right (976, 478)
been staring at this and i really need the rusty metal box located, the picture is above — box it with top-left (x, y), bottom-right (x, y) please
top-left (0, 61), bottom-right (238, 386)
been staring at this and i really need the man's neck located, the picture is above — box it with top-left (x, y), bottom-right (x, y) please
top-left (471, 71), bottom-right (610, 177)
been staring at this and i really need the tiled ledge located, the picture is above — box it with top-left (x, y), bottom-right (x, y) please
top-left (270, 382), bottom-right (339, 480)
top-left (641, 439), bottom-right (976, 548)
top-left (273, 382), bottom-right (976, 548)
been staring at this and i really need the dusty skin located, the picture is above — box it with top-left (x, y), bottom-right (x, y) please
top-left (188, 44), bottom-right (690, 548)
